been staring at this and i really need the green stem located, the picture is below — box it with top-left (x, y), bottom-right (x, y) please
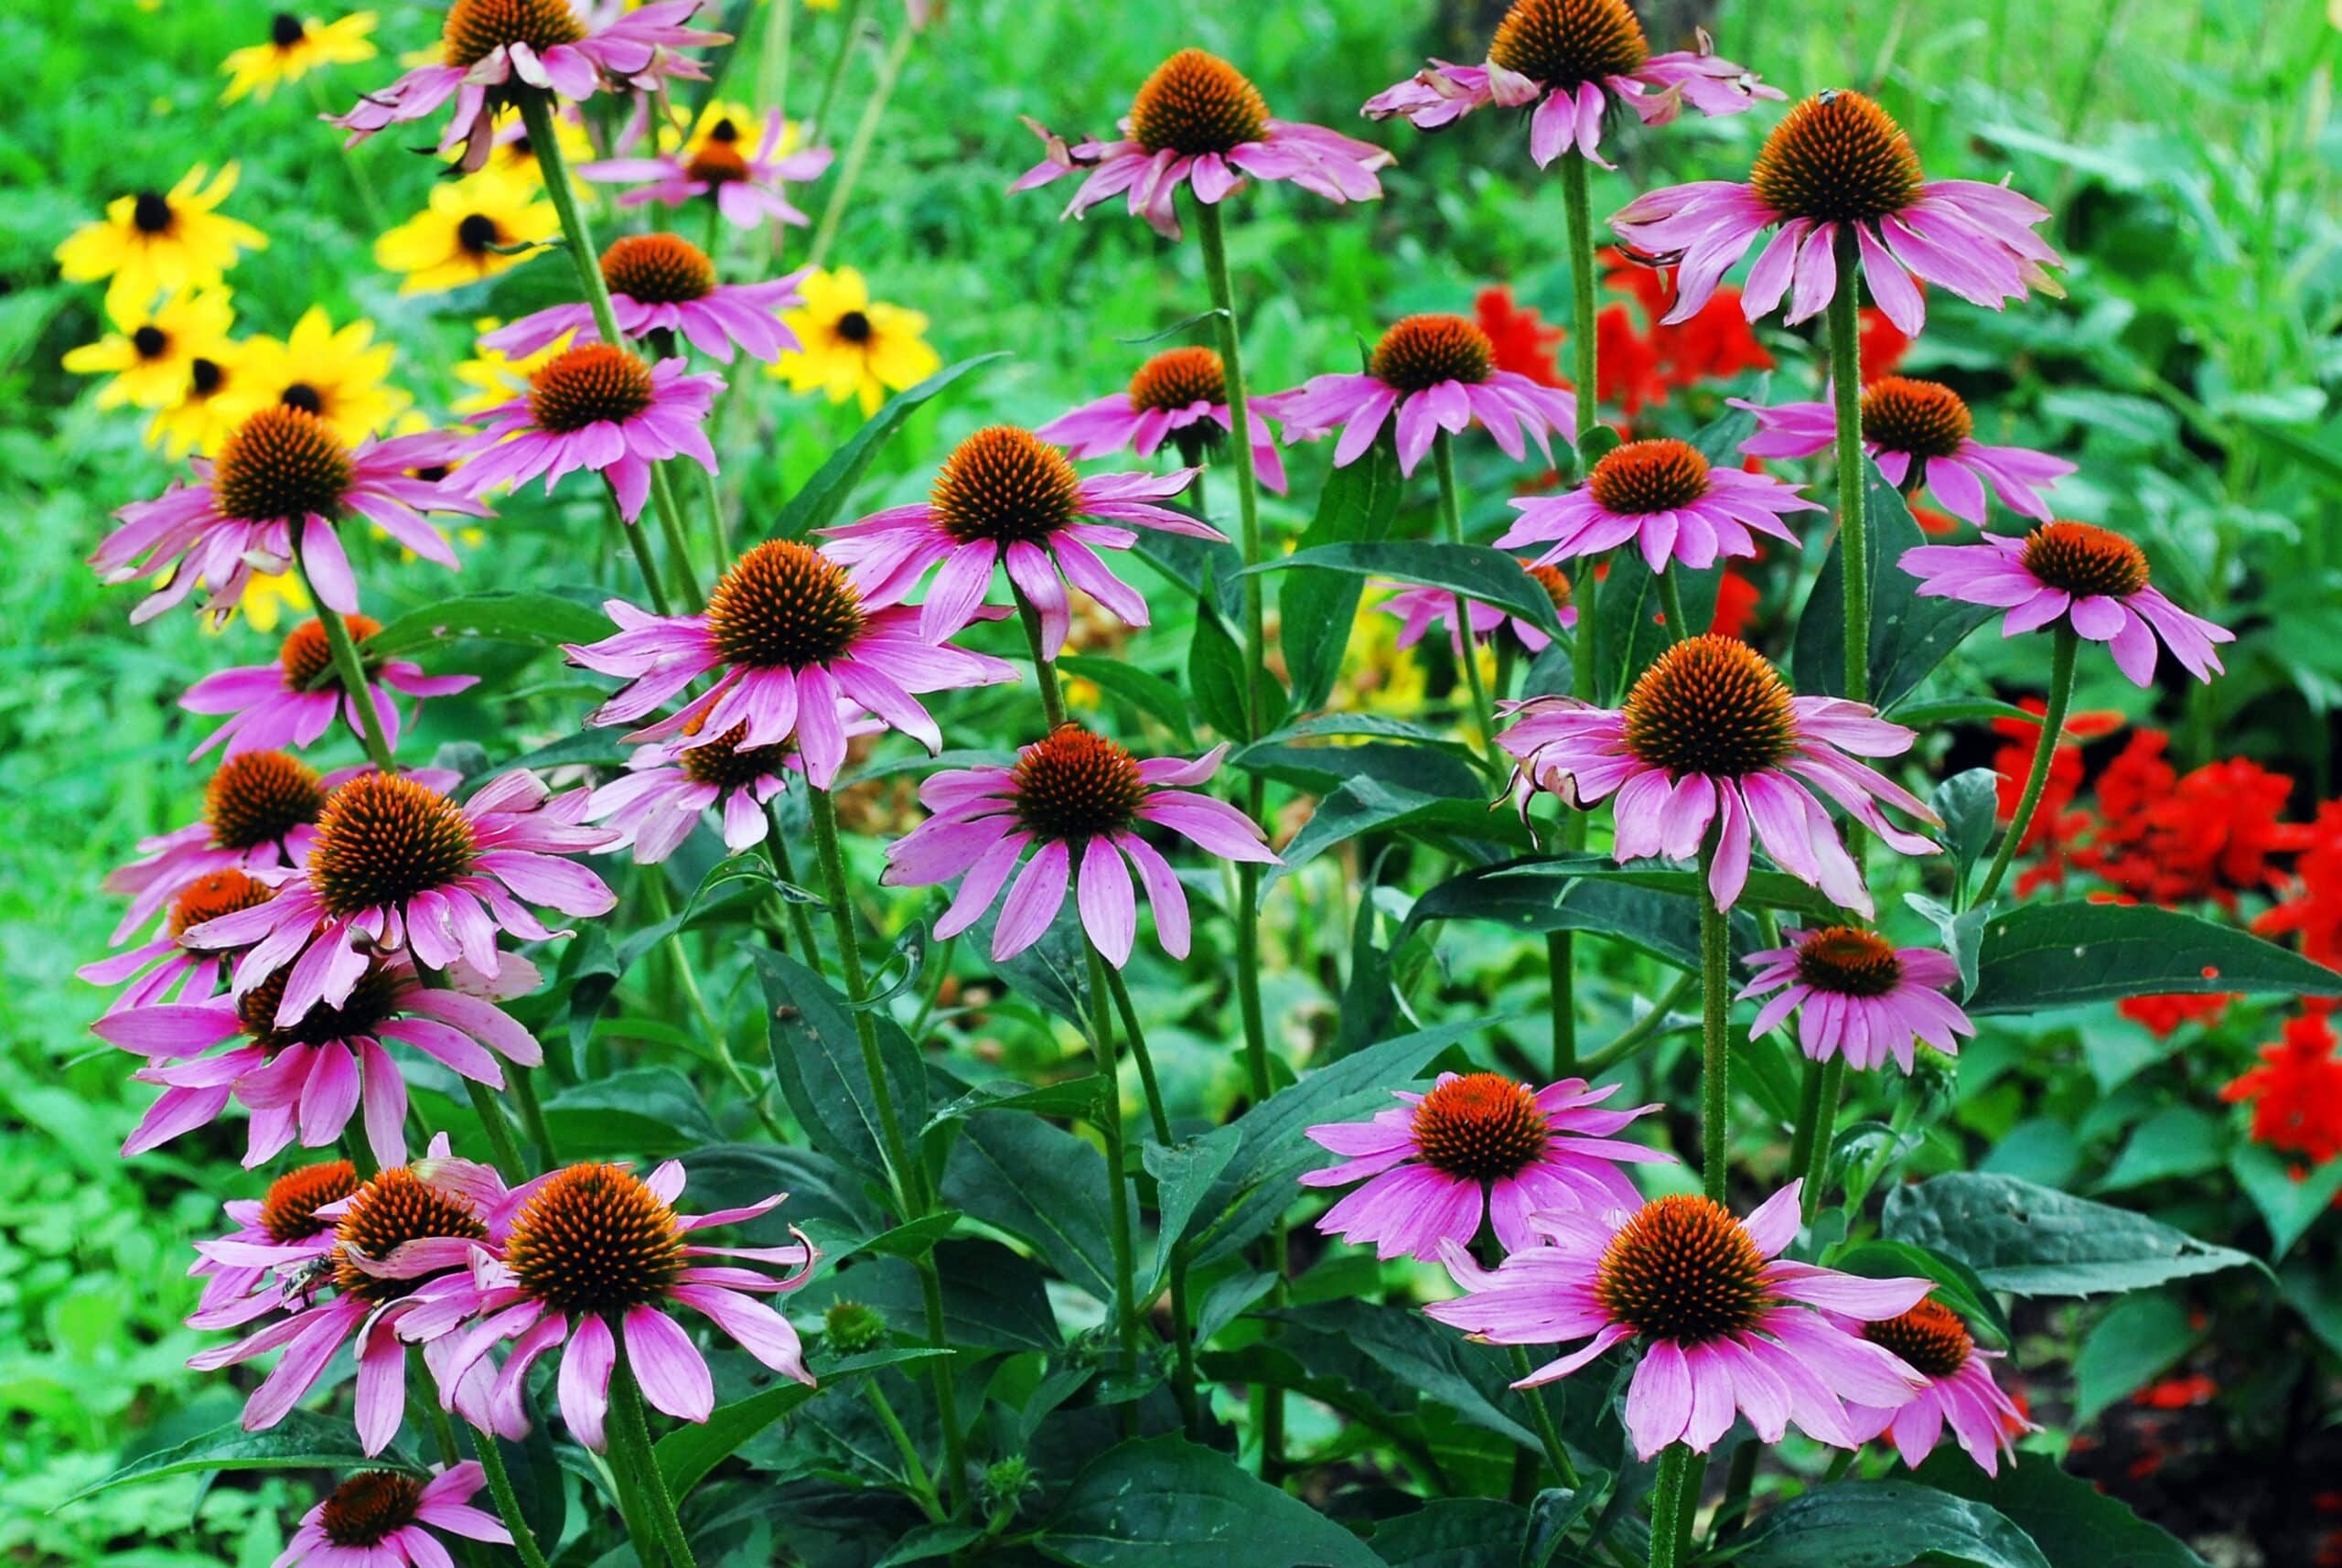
top-left (808, 12), bottom-right (914, 269)
top-left (508, 1067), bottom-right (558, 1167)
top-left (1972, 625), bottom-right (2078, 907)
top-left (612, 481), bottom-right (678, 617)
top-left (805, 786), bottom-right (919, 1212)
top-left (1506, 1346), bottom-right (1578, 1487)
top-left (754, 0), bottom-right (794, 117)
top-left (1799, 1057), bottom-right (1849, 1223)
top-left (641, 872), bottom-right (787, 1140)
top-left (519, 92), bottom-right (623, 346)
top-left (1787, 1054), bottom-right (1826, 1176)
top-left (1432, 432), bottom-right (1500, 769)
top-left (1825, 238), bottom-right (1869, 706)
top-left (1105, 966), bottom-right (1199, 1436)
top-left (761, 813), bottom-right (828, 976)
top-left (1013, 586), bottom-right (1069, 729)
top-left (808, 0), bottom-right (869, 147)
top-left (1560, 150), bottom-right (1599, 441)
top-left (648, 462), bottom-right (704, 606)
top-left (1712, 1441), bottom-right (1761, 1545)
top-left (1546, 934), bottom-right (1576, 1077)
top-left (866, 1383), bottom-right (945, 1522)
top-left (915, 1260), bottom-right (967, 1511)
top-left (291, 542), bottom-right (396, 775)
top-left (462, 1079), bottom-right (529, 1186)
top-left (1552, 147), bottom-right (1602, 1076)
top-left (1649, 1444), bottom-right (1693, 1568)
top-left (1658, 568), bottom-right (1692, 644)
top-left (1574, 971), bottom-right (1697, 1078)
top-left (1082, 942), bottom-right (1141, 1396)
top-left (1698, 842), bottom-right (1730, 1202)
top-left (608, 1357), bottom-right (698, 1568)
top-left (471, 1430), bottom-right (553, 1568)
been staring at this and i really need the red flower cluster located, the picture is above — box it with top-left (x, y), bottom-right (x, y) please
top-left (2116, 991), bottom-right (2233, 1038)
top-left (1988, 699), bottom-right (2124, 896)
top-left (2068, 733), bottom-right (2306, 908)
top-left (2222, 1011), bottom-right (2342, 1165)
top-left (2258, 801), bottom-right (2342, 972)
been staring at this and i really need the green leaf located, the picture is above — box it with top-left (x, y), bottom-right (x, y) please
top-left (1735, 1480), bottom-right (2048, 1568)
top-left (1907, 893), bottom-right (1993, 1000)
top-left (1913, 1452), bottom-right (2209, 1568)
top-left (1233, 738), bottom-right (1484, 801)
top-left (1593, 546), bottom-right (1717, 704)
top-left (920, 1075), bottom-right (1105, 1133)
top-left (1281, 445), bottom-right (1404, 710)
top-left (1270, 774), bottom-right (1526, 890)
top-left (1792, 459), bottom-right (1998, 707)
top-left (1246, 542), bottom-right (1567, 642)
top-left (1187, 1020), bottom-right (1488, 1265)
top-left (876, 1524), bottom-right (987, 1566)
top-left (1932, 768), bottom-right (2002, 886)
top-left (1887, 696), bottom-right (2042, 728)
top-left (1368, 1500), bottom-right (1526, 1568)
top-left (1058, 656), bottom-right (1195, 746)
top-left (1965, 901), bottom-right (2342, 1014)
top-left (1143, 1127), bottom-right (1241, 1297)
top-left (1832, 1240), bottom-right (2013, 1348)
top-left (940, 1113), bottom-right (1118, 1303)
top-left (1038, 1434), bottom-right (1381, 1568)
top-left (772, 354), bottom-right (1004, 538)
top-left (365, 590), bottom-right (614, 657)
top-left (808, 1210), bottom-right (966, 1266)
top-left (1247, 712), bottom-right (1481, 756)
top-left (1276, 1299), bottom-right (1540, 1449)
top-left (2072, 1292), bottom-right (2201, 1425)
top-left (753, 947), bottom-right (928, 1184)
top-left (2096, 1107), bottom-right (2228, 1194)
top-left (1402, 858), bottom-right (1702, 970)
top-left (1883, 1172), bottom-right (2258, 1296)
top-left (2231, 1143), bottom-right (2342, 1259)
top-left (1187, 573), bottom-right (1282, 743)
top-left (67, 1412), bottom-right (420, 1501)
top-left (540, 1067), bottom-right (719, 1157)
top-left (652, 1348), bottom-right (946, 1498)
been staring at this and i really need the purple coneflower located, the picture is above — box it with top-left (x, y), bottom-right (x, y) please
top-left (1901, 522), bottom-right (2231, 687)
top-left (81, 867), bottom-right (277, 1014)
top-left (583, 712), bottom-right (876, 864)
top-left (95, 413), bottom-right (479, 622)
top-left (276, 1464), bottom-right (511, 1568)
top-left (1499, 635), bottom-right (1939, 915)
top-left (100, 752), bottom-right (337, 946)
top-left (1362, 0), bottom-right (1778, 166)
top-left (331, 0), bottom-right (722, 171)
top-left (1427, 1182), bottom-right (1931, 1456)
top-left (1012, 48), bottom-right (1389, 239)
top-left (1301, 1071), bottom-right (1671, 1260)
top-left (483, 234), bottom-right (805, 364)
top-left (184, 768), bottom-right (616, 1017)
top-left (1734, 380), bottom-right (2073, 526)
top-left (188, 1158), bottom-right (362, 1332)
top-left (1611, 90), bottom-right (2062, 334)
top-left (1036, 346), bottom-right (1288, 494)
top-left (585, 105), bottom-right (833, 228)
top-left (566, 540), bottom-right (1018, 789)
top-left (1260, 313), bottom-right (1577, 477)
top-left (1380, 564), bottom-right (1578, 656)
top-left (1740, 926), bottom-right (1974, 1073)
top-left (182, 614), bottom-right (477, 761)
top-left (883, 725), bottom-right (1275, 967)
top-left (453, 342), bottom-right (720, 522)
top-left (94, 951), bottom-right (543, 1168)
top-left (422, 1161), bottom-right (815, 1448)
top-left (820, 425), bottom-right (1216, 658)
top-left (1497, 437), bottom-right (1819, 574)
top-left (1841, 1299), bottom-right (2036, 1475)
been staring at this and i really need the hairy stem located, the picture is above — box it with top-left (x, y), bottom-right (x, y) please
top-left (1698, 843), bottom-right (1731, 1203)
top-left (1649, 1444), bottom-right (1692, 1568)
top-left (471, 1429), bottom-right (553, 1568)
top-left (291, 542), bottom-right (396, 774)
top-left (608, 1356), bottom-right (697, 1568)
top-left (1826, 236), bottom-right (1870, 706)
top-left (1083, 941), bottom-right (1142, 1406)
top-left (1432, 431), bottom-right (1500, 769)
top-left (1973, 624), bottom-right (2078, 907)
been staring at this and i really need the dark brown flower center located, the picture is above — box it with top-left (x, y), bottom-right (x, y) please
top-left (270, 12), bottom-right (306, 47)
top-left (1587, 438), bottom-right (1712, 514)
top-left (1010, 724), bottom-right (1147, 843)
top-left (1793, 925), bottom-right (1903, 997)
top-left (1861, 377), bottom-right (1971, 460)
top-left (280, 381), bottom-right (325, 416)
top-left (1622, 634), bottom-right (1799, 779)
top-left (1594, 1194), bottom-right (1775, 1345)
top-left (528, 343), bottom-right (655, 433)
top-left (258, 1159), bottom-right (361, 1244)
top-left (1370, 313), bottom-right (1496, 393)
top-left (1863, 1297), bottom-right (1973, 1378)
top-left (456, 212), bottom-right (503, 254)
top-left (132, 190), bottom-right (175, 234)
top-left (1409, 1072), bottom-right (1552, 1181)
top-left (929, 425), bottom-right (1084, 546)
top-left (190, 357), bottom-right (227, 396)
top-left (1129, 48), bottom-right (1270, 156)
top-left (603, 233), bottom-right (716, 305)
top-left (442, 0), bottom-right (587, 68)
top-left (1487, 0), bottom-right (1650, 88)
top-left (1128, 346), bottom-right (1226, 413)
top-left (1750, 90), bottom-right (1925, 225)
top-left (213, 406), bottom-right (354, 523)
top-left (321, 1472), bottom-right (424, 1548)
top-left (205, 750), bottom-right (328, 852)
top-left (705, 540), bottom-right (870, 669)
top-left (133, 324), bottom-right (170, 360)
top-left (2020, 521), bottom-right (2149, 599)
top-left (168, 867), bottom-right (277, 937)
top-left (332, 1167), bottom-right (489, 1302)
top-left (306, 773), bottom-right (478, 917)
top-left (237, 960), bottom-right (404, 1051)
top-left (506, 1162), bottom-right (687, 1317)
top-left (280, 613), bottom-right (382, 691)
top-left (677, 721), bottom-right (793, 789)
top-left (833, 309), bottom-right (874, 344)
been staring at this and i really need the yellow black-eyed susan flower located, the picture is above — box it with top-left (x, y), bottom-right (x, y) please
top-left (372, 171), bottom-right (555, 294)
top-left (63, 287), bottom-right (235, 410)
top-left (768, 266), bottom-right (940, 416)
top-left (224, 306), bottom-right (409, 445)
top-left (55, 164), bottom-right (267, 313)
top-left (220, 11), bottom-right (378, 103)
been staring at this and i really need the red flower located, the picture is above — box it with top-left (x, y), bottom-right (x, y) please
top-left (1709, 568), bottom-right (1759, 639)
top-left (1859, 306), bottom-right (1912, 383)
top-left (1475, 286), bottom-right (1563, 387)
top-left (2222, 1011), bottom-right (2342, 1165)
top-left (1597, 302), bottom-right (1669, 417)
top-left (2259, 800), bottom-right (2342, 972)
top-left (2117, 992), bottom-right (2234, 1037)
top-left (1988, 700), bottom-right (2123, 896)
top-left (2074, 734), bottom-right (2306, 908)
